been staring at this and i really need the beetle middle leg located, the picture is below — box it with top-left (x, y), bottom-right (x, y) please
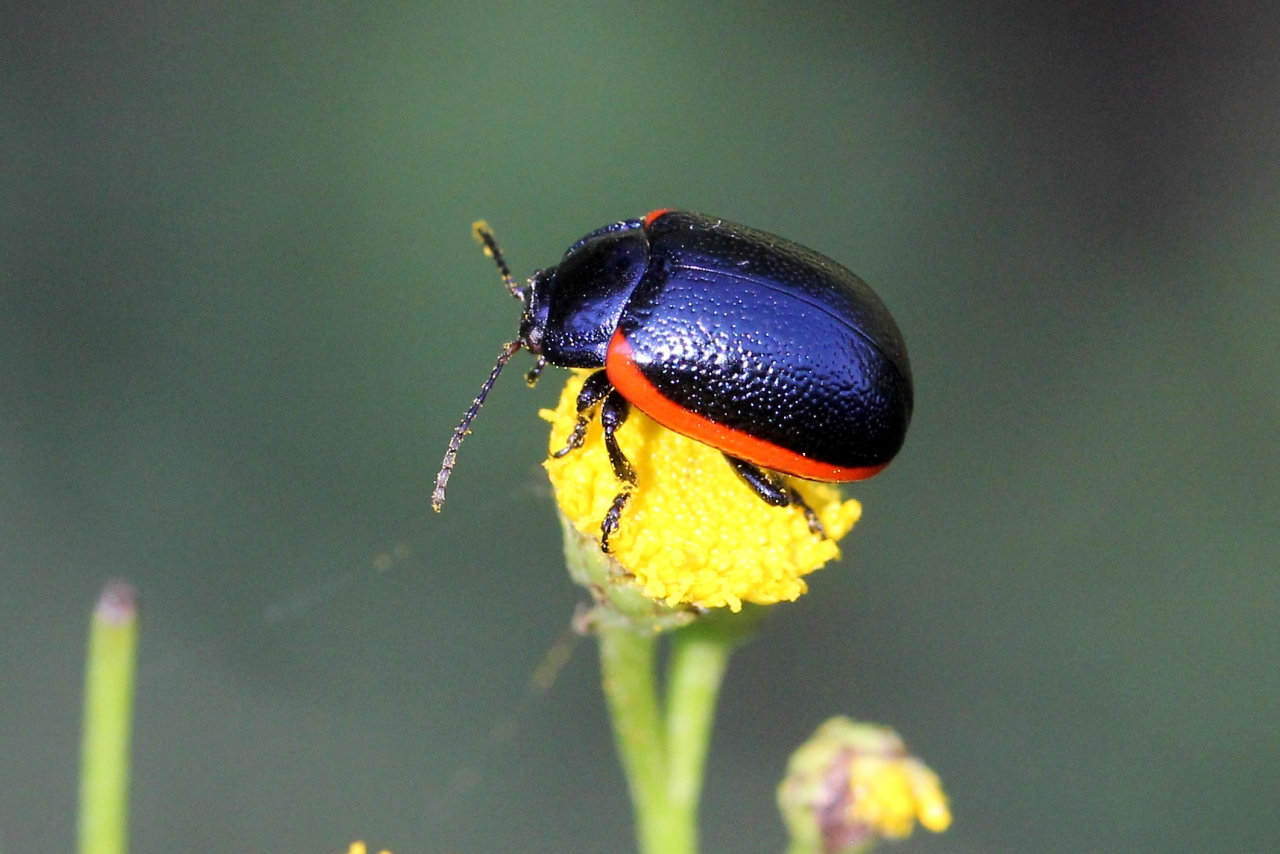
top-left (598, 390), bottom-right (637, 553)
top-left (723, 454), bottom-right (827, 538)
top-left (552, 370), bottom-right (638, 552)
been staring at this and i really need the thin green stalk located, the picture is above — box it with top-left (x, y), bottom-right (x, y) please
top-left (78, 582), bottom-right (138, 854)
top-left (564, 513), bottom-right (758, 854)
top-left (598, 621), bottom-right (687, 854)
top-left (597, 611), bottom-right (757, 854)
top-left (663, 628), bottom-right (732, 848)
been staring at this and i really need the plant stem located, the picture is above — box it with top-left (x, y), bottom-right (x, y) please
top-left (597, 612), bottom-right (749, 854)
top-left (664, 628), bottom-right (732, 849)
top-left (564, 513), bottom-right (755, 854)
top-left (78, 581), bottom-right (138, 854)
top-left (599, 620), bottom-right (688, 854)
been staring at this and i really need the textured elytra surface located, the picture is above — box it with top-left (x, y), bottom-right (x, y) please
top-left (644, 212), bottom-right (912, 379)
top-left (621, 213), bottom-right (913, 469)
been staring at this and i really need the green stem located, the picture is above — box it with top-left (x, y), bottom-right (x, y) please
top-left (664, 628), bottom-right (732, 848)
top-left (563, 512), bottom-right (758, 854)
top-left (597, 612), bottom-right (753, 854)
top-left (78, 581), bottom-right (138, 854)
top-left (598, 622), bottom-right (683, 854)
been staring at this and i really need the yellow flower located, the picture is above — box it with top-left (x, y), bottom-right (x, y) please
top-left (778, 717), bottom-right (951, 853)
top-left (345, 843), bottom-right (392, 854)
top-left (846, 753), bottom-right (951, 838)
top-left (541, 370), bottom-right (862, 612)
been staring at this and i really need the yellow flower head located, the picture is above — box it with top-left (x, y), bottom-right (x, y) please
top-left (541, 370), bottom-right (862, 612)
top-left (344, 844), bottom-right (392, 854)
top-left (778, 717), bottom-right (951, 853)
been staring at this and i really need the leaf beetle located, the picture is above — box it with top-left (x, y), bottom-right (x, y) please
top-left (433, 210), bottom-right (913, 551)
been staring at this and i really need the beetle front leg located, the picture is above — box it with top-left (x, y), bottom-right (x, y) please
top-left (599, 390), bottom-right (637, 553)
top-left (551, 369), bottom-right (613, 458)
top-left (723, 454), bottom-right (827, 538)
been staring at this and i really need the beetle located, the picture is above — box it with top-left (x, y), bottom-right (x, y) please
top-left (432, 209), bottom-right (913, 551)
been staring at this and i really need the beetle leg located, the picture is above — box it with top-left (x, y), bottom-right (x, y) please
top-left (723, 455), bottom-right (827, 538)
top-left (599, 389), bottom-right (637, 553)
top-left (552, 370), bottom-right (613, 458)
top-left (599, 391), bottom-right (636, 485)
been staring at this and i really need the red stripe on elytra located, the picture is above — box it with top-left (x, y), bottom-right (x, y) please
top-left (604, 329), bottom-right (885, 482)
top-left (642, 209), bottom-right (674, 229)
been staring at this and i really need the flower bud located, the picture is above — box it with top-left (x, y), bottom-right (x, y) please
top-left (777, 717), bottom-right (951, 854)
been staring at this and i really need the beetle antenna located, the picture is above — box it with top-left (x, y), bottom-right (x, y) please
top-left (472, 220), bottom-right (525, 300)
top-left (432, 340), bottom-right (523, 512)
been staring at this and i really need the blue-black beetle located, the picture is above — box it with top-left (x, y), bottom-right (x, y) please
top-left (433, 210), bottom-right (913, 550)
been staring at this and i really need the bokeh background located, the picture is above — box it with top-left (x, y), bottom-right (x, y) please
top-left (3, 2), bottom-right (1278, 852)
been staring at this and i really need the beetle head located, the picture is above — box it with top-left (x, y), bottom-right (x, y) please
top-left (518, 268), bottom-right (552, 354)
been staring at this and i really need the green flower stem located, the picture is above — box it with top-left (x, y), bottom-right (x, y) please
top-left (598, 616), bottom-right (748, 854)
top-left (78, 582), bottom-right (138, 854)
top-left (598, 622), bottom-right (683, 854)
top-left (663, 627), bottom-right (732, 845)
top-left (561, 512), bottom-right (761, 854)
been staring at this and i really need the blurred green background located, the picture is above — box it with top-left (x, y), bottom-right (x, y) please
top-left (3, 2), bottom-right (1278, 852)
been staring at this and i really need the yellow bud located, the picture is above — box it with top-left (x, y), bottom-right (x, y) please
top-left (778, 717), bottom-right (951, 853)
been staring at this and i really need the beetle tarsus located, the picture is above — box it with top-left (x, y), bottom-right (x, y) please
top-left (794, 495), bottom-right (827, 538)
top-left (600, 490), bottom-right (633, 553)
top-left (552, 418), bottom-right (590, 458)
top-left (525, 357), bottom-right (548, 387)
top-left (552, 369), bottom-right (614, 458)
